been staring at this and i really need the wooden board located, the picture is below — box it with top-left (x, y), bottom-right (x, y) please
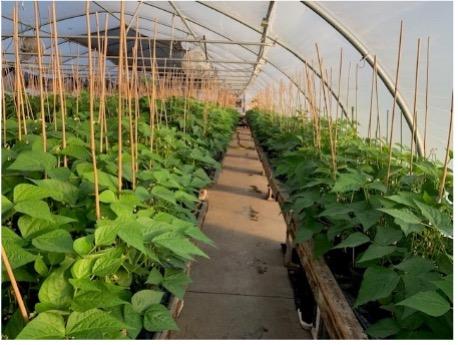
top-left (251, 133), bottom-right (367, 340)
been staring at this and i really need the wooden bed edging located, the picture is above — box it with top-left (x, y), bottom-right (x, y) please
top-left (153, 200), bottom-right (209, 340)
top-left (251, 132), bottom-right (367, 340)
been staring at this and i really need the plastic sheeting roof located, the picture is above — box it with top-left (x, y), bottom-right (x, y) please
top-left (1, 1), bottom-right (453, 156)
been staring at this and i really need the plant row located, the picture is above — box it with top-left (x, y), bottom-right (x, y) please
top-left (247, 109), bottom-right (452, 339)
top-left (1, 95), bottom-right (238, 339)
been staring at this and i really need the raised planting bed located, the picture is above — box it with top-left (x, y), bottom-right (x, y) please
top-left (251, 132), bottom-right (367, 339)
top-left (1, 95), bottom-right (239, 340)
top-left (153, 199), bottom-right (209, 340)
top-left (247, 109), bottom-right (453, 340)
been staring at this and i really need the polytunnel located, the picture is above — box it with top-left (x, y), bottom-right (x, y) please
top-left (0, 1), bottom-right (454, 341)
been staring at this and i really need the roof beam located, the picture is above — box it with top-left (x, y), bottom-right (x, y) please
top-left (196, 1), bottom-right (348, 117)
top-left (301, 1), bottom-right (423, 156)
top-left (241, 1), bottom-right (275, 94)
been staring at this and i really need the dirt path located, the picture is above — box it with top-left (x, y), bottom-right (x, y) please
top-left (171, 127), bottom-right (311, 339)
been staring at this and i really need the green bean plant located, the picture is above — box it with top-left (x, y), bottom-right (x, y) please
top-left (248, 108), bottom-right (452, 339)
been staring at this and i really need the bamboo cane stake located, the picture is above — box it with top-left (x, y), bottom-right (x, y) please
top-left (367, 55), bottom-right (377, 141)
top-left (51, 1), bottom-right (67, 167)
top-left (12, 6), bottom-right (23, 141)
top-left (86, 3), bottom-right (101, 220)
top-left (117, 1), bottom-right (125, 193)
top-left (98, 13), bottom-right (109, 153)
top-left (1, 245), bottom-right (29, 322)
top-left (423, 36), bottom-right (430, 156)
top-left (345, 62), bottom-right (351, 120)
top-left (374, 57), bottom-right (381, 147)
top-left (438, 93), bottom-right (453, 201)
top-left (410, 38), bottom-right (421, 174)
top-left (385, 21), bottom-right (404, 186)
top-left (34, 1), bottom-right (47, 152)
top-left (149, 20), bottom-right (158, 156)
top-left (75, 46), bottom-right (80, 115)
top-left (2, 79), bottom-right (6, 147)
top-left (315, 44), bottom-right (336, 177)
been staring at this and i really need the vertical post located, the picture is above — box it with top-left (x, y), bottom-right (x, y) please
top-left (386, 21), bottom-right (403, 186)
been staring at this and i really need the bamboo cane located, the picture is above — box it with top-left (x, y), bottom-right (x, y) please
top-left (410, 38), bottom-right (421, 174)
top-left (12, 6), bottom-right (23, 141)
top-left (34, 1), bottom-right (47, 152)
top-left (438, 93), bottom-right (453, 201)
top-left (51, 1), bottom-right (67, 167)
top-left (386, 21), bottom-right (404, 186)
top-left (315, 44), bottom-right (336, 177)
top-left (1, 245), bottom-right (29, 322)
top-left (117, 1), bottom-right (125, 192)
top-left (86, 3), bottom-right (101, 220)
top-left (423, 36), bottom-right (430, 156)
top-left (367, 55), bottom-right (377, 141)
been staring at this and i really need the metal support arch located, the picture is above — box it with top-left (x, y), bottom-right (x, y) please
top-left (301, 1), bottom-right (424, 156)
top-left (196, 1), bottom-right (349, 118)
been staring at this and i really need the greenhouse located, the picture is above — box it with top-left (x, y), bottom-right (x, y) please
top-left (0, 0), bottom-right (454, 341)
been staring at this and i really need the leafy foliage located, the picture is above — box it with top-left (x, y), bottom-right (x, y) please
top-left (248, 108), bottom-right (452, 339)
top-left (2, 96), bottom-right (237, 339)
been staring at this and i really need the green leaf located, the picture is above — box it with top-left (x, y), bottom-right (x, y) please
top-left (146, 267), bottom-right (163, 285)
top-left (61, 144), bottom-right (90, 161)
top-left (38, 269), bottom-right (74, 308)
top-left (334, 232), bottom-right (370, 249)
top-left (366, 318), bottom-right (400, 339)
top-left (71, 259), bottom-right (94, 279)
top-left (15, 200), bottom-right (53, 221)
top-left (3, 309), bottom-right (28, 339)
top-left (66, 309), bottom-right (125, 339)
top-left (95, 222), bottom-right (121, 246)
top-left (183, 224), bottom-right (213, 245)
top-left (1, 243), bottom-right (36, 269)
top-left (1, 226), bottom-right (27, 247)
top-left (32, 230), bottom-right (74, 253)
top-left (16, 312), bottom-right (65, 339)
top-left (414, 200), bottom-right (452, 238)
top-left (374, 226), bottom-right (403, 245)
top-left (71, 281), bottom-right (128, 312)
top-left (143, 304), bottom-right (179, 332)
top-left (33, 179), bottom-right (80, 205)
top-left (123, 304), bottom-right (142, 339)
top-left (151, 186), bottom-right (176, 204)
top-left (73, 235), bottom-right (94, 256)
top-left (397, 291), bottom-right (450, 317)
top-left (332, 171), bottom-right (367, 193)
top-left (117, 221), bottom-right (146, 254)
top-left (2, 195), bottom-right (13, 215)
top-left (34, 256), bottom-right (49, 276)
top-left (357, 244), bottom-right (396, 263)
top-left (394, 218), bottom-right (424, 236)
top-left (17, 215), bottom-right (54, 239)
top-left (82, 170), bottom-right (117, 192)
top-left (355, 266), bottom-right (400, 307)
top-left (292, 190), bottom-right (320, 212)
top-left (131, 290), bottom-right (164, 314)
top-left (13, 183), bottom-right (51, 203)
top-left (378, 208), bottom-right (421, 224)
top-left (432, 275), bottom-right (453, 301)
top-left (154, 232), bottom-right (208, 260)
top-left (162, 269), bottom-right (191, 299)
top-left (385, 192), bottom-right (417, 208)
top-left (99, 190), bottom-right (117, 204)
top-left (92, 256), bottom-right (122, 277)
top-left (7, 150), bottom-right (56, 172)
top-left (394, 256), bottom-right (436, 275)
